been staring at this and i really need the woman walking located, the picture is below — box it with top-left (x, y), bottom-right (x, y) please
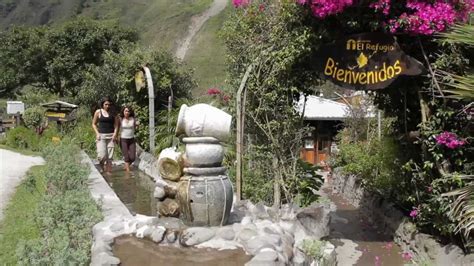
top-left (120, 106), bottom-right (138, 172)
top-left (92, 97), bottom-right (119, 174)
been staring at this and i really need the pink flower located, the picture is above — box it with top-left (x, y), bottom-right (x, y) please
top-left (435, 131), bottom-right (466, 149)
top-left (374, 256), bottom-right (381, 266)
top-left (409, 207), bottom-right (419, 218)
top-left (207, 88), bottom-right (221, 95)
top-left (383, 242), bottom-right (393, 250)
top-left (232, 0), bottom-right (250, 8)
top-left (427, 186), bottom-right (433, 192)
top-left (402, 252), bottom-right (413, 261)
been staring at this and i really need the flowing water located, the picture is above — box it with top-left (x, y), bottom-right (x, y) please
top-left (113, 235), bottom-right (252, 266)
top-left (102, 166), bottom-right (157, 216)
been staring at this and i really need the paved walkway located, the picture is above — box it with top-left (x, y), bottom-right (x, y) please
top-left (0, 149), bottom-right (44, 221)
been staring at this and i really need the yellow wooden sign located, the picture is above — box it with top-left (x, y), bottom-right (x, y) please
top-left (45, 111), bottom-right (66, 118)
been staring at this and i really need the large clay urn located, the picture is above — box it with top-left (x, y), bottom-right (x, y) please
top-left (182, 137), bottom-right (224, 167)
top-left (175, 104), bottom-right (232, 142)
top-left (176, 175), bottom-right (233, 226)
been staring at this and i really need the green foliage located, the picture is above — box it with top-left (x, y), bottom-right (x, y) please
top-left (0, 18), bottom-right (138, 96)
top-left (0, 166), bottom-right (45, 265)
top-left (16, 141), bottom-right (102, 265)
top-left (22, 106), bottom-right (45, 130)
top-left (333, 131), bottom-right (402, 195)
top-left (291, 160), bottom-right (324, 207)
top-left (300, 239), bottom-right (327, 261)
top-left (6, 126), bottom-right (40, 151)
top-left (222, 1), bottom-right (319, 206)
top-left (16, 86), bottom-right (58, 107)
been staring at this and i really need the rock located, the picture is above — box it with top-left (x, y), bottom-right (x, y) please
top-left (247, 202), bottom-right (270, 220)
top-left (147, 226), bottom-right (166, 243)
top-left (180, 227), bottom-right (216, 246)
top-left (154, 186), bottom-right (166, 199)
top-left (237, 228), bottom-right (258, 242)
top-left (136, 216), bottom-right (159, 229)
top-left (136, 226), bottom-right (153, 239)
top-left (166, 230), bottom-right (178, 243)
top-left (110, 221), bottom-right (125, 233)
top-left (280, 203), bottom-right (299, 221)
top-left (243, 236), bottom-right (277, 255)
top-left (296, 203), bottom-right (331, 239)
top-left (93, 221), bottom-right (108, 235)
top-left (158, 198), bottom-right (180, 217)
top-left (91, 241), bottom-right (112, 255)
top-left (232, 222), bottom-right (242, 234)
top-left (228, 211), bottom-right (244, 224)
top-left (101, 234), bottom-right (116, 245)
top-left (216, 226), bottom-right (235, 241)
top-left (156, 217), bottom-right (186, 230)
top-left (241, 216), bottom-right (253, 225)
top-left (245, 248), bottom-right (280, 265)
top-left (91, 252), bottom-right (120, 266)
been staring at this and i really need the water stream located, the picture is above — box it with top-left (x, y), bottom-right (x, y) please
top-left (103, 166), bottom-right (251, 265)
top-left (113, 235), bottom-right (251, 266)
top-left (102, 166), bottom-right (157, 216)
top-left (325, 187), bottom-right (408, 265)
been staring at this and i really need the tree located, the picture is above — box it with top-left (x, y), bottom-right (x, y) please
top-left (0, 18), bottom-right (138, 97)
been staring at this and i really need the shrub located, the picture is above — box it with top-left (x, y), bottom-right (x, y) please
top-left (6, 126), bottom-right (39, 150)
top-left (16, 141), bottom-right (102, 264)
top-left (300, 239), bottom-right (327, 261)
top-left (22, 106), bottom-right (45, 130)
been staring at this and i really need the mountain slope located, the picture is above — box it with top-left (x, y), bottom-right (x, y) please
top-left (0, 0), bottom-right (230, 95)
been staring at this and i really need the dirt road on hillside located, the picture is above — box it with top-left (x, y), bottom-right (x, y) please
top-left (175, 0), bottom-right (228, 60)
top-left (0, 149), bottom-right (44, 221)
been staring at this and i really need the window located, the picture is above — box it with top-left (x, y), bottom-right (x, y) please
top-left (304, 139), bottom-right (314, 149)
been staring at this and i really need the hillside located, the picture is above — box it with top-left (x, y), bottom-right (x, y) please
top-left (0, 0), bottom-right (229, 94)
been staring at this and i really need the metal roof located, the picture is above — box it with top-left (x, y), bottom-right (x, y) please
top-left (41, 100), bottom-right (78, 109)
top-left (297, 95), bottom-right (351, 121)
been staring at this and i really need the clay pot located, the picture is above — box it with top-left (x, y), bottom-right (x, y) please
top-left (176, 175), bottom-right (233, 226)
top-left (175, 104), bottom-right (232, 141)
top-left (182, 137), bottom-right (224, 167)
top-left (157, 148), bottom-right (183, 181)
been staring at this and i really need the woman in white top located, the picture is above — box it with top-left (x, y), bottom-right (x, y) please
top-left (119, 106), bottom-right (138, 172)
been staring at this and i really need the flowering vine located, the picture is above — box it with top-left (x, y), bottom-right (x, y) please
top-left (232, 0), bottom-right (474, 35)
top-left (435, 131), bottom-right (466, 149)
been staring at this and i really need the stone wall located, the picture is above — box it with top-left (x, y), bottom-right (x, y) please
top-left (87, 148), bottom-right (337, 265)
top-left (331, 168), bottom-right (474, 265)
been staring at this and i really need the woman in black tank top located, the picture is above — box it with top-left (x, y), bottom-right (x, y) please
top-left (92, 97), bottom-right (119, 174)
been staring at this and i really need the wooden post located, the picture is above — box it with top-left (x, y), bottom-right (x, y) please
top-left (377, 110), bottom-right (381, 141)
top-left (236, 65), bottom-right (253, 201)
top-left (272, 157), bottom-right (281, 208)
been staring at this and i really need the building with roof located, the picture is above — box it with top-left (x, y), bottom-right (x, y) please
top-left (297, 95), bottom-right (351, 166)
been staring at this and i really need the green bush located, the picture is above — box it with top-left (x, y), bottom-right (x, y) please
top-left (16, 141), bottom-right (102, 265)
top-left (300, 239), bottom-right (327, 261)
top-left (6, 126), bottom-right (39, 151)
top-left (22, 106), bottom-right (45, 129)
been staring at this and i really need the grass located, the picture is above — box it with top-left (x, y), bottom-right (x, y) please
top-left (0, 165), bottom-right (46, 265)
top-left (71, 0), bottom-right (213, 51)
top-left (185, 3), bottom-right (230, 96)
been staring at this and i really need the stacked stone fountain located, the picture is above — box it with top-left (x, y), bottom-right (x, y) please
top-left (175, 103), bottom-right (233, 226)
top-left (155, 103), bottom-right (233, 226)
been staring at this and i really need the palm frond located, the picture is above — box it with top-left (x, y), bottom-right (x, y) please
top-left (443, 175), bottom-right (474, 247)
top-left (439, 24), bottom-right (474, 47)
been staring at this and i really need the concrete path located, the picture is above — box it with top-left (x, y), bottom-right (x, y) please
top-left (0, 148), bottom-right (44, 221)
top-left (175, 0), bottom-right (228, 60)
